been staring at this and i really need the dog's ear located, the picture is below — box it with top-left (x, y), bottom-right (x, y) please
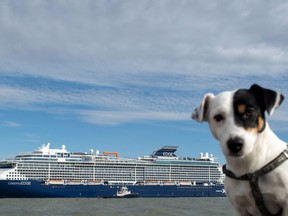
top-left (192, 93), bottom-right (214, 122)
top-left (249, 84), bottom-right (284, 116)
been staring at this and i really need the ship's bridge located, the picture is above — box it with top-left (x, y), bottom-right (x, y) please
top-left (151, 146), bottom-right (178, 158)
top-left (35, 143), bottom-right (68, 155)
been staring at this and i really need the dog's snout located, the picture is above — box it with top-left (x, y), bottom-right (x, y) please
top-left (227, 137), bottom-right (244, 155)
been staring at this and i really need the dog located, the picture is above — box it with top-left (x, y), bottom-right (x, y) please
top-left (192, 84), bottom-right (288, 216)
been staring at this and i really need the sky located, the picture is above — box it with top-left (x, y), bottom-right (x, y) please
top-left (0, 0), bottom-right (288, 163)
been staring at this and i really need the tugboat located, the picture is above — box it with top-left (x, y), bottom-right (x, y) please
top-left (114, 186), bottom-right (138, 198)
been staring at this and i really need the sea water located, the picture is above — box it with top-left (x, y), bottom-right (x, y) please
top-left (0, 197), bottom-right (235, 216)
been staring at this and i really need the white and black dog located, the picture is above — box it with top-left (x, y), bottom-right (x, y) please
top-left (192, 84), bottom-right (288, 216)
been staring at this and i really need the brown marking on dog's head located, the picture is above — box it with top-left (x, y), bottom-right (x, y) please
top-left (237, 104), bottom-right (246, 115)
top-left (257, 116), bottom-right (265, 133)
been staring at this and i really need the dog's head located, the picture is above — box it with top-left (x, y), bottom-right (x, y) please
top-left (192, 84), bottom-right (284, 157)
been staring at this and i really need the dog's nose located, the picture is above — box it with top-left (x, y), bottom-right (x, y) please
top-left (227, 137), bottom-right (244, 155)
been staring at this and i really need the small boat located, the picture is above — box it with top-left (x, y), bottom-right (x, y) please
top-left (114, 186), bottom-right (138, 198)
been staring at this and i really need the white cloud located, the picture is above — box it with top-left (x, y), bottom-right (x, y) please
top-left (2, 121), bottom-right (21, 127)
top-left (1, 0), bottom-right (288, 80)
top-left (79, 110), bottom-right (189, 125)
top-left (216, 45), bottom-right (288, 63)
top-left (0, 0), bottom-right (288, 126)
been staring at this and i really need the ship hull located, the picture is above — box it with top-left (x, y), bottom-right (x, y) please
top-left (0, 180), bottom-right (225, 198)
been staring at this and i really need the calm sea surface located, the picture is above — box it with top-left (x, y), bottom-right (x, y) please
top-left (0, 197), bottom-right (235, 216)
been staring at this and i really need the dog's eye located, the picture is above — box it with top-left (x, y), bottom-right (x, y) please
top-left (214, 114), bottom-right (224, 122)
top-left (244, 107), bottom-right (255, 118)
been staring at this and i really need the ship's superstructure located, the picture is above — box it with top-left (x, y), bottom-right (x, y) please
top-left (0, 144), bottom-right (225, 198)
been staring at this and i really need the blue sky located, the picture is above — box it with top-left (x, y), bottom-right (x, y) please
top-left (0, 0), bottom-right (288, 163)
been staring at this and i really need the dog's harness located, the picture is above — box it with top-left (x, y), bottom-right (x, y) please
top-left (222, 149), bottom-right (288, 216)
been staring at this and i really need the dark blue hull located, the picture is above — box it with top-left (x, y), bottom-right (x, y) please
top-left (0, 180), bottom-right (226, 198)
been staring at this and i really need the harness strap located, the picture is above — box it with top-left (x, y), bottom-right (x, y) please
top-left (247, 174), bottom-right (282, 216)
top-left (222, 149), bottom-right (288, 216)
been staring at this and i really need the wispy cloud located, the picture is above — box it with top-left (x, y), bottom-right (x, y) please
top-left (1, 1), bottom-right (288, 78)
top-left (0, 1), bottom-right (287, 126)
top-left (2, 121), bottom-right (21, 128)
top-left (79, 110), bottom-right (189, 125)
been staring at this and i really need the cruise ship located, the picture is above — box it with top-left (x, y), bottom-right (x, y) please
top-left (0, 144), bottom-right (225, 198)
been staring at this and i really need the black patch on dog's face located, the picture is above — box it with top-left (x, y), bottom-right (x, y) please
top-left (233, 89), bottom-right (266, 133)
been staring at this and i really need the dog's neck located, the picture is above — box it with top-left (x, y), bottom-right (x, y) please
top-left (225, 123), bottom-right (287, 177)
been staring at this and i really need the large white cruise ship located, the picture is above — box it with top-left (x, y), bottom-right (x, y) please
top-left (0, 143), bottom-right (225, 198)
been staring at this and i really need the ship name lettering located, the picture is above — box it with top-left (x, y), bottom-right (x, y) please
top-left (216, 189), bottom-right (225, 194)
top-left (8, 181), bottom-right (31, 186)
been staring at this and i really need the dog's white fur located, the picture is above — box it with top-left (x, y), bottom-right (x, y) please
top-left (192, 89), bottom-right (288, 216)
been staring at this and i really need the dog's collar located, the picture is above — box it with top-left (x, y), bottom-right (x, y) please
top-left (222, 149), bottom-right (288, 180)
top-left (222, 149), bottom-right (288, 216)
